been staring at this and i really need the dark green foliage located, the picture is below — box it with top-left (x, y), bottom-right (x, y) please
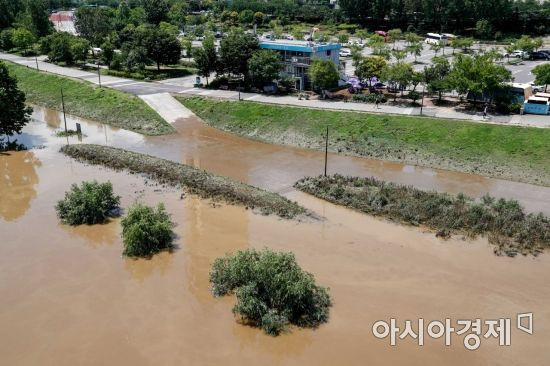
top-left (55, 181), bottom-right (121, 225)
top-left (218, 31), bottom-right (259, 78)
top-left (308, 59), bottom-right (339, 91)
top-left (248, 49), bottom-right (282, 87)
top-left (0, 62), bottom-right (32, 139)
top-left (210, 249), bottom-right (332, 336)
top-left (74, 7), bottom-right (114, 45)
top-left (295, 175), bottom-right (550, 257)
top-left (121, 203), bottom-right (174, 257)
top-left (27, 0), bottom-right (52, 37)
top-left (45, 32), bottom-right (74, 64)
top-left (0, 28), bottom-right (14, 50)
top-left (141, 0), bottom-right (170, 25)
top-left (61, 144), bottom-right (308, 219)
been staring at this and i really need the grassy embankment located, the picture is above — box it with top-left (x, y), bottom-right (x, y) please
top-left (5, 62), bottom-right (174, 135)
top-left (179, 97), bottom-right (550, 186)
top-left (296, 175), bottom-right (550, 257)
top-left (61, 144), bottom-right (308, 219)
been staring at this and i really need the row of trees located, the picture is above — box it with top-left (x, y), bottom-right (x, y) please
top-left (354, 51), bottom-right (514, 105)
top-left (192, 31), bottom-right (283, 88)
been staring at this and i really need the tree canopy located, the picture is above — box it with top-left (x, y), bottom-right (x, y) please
top-left (0, 62), bottom-right (32, 142)
top-left (248, 49), bottom-right (282, 87)
top-left (308, 58), bottom-right (339, 91)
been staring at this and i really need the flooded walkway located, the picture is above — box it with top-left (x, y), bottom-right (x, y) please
top-left (1, 107), bottom-right (550, 365)
top-left (23, 106), bottom-right (550, 214)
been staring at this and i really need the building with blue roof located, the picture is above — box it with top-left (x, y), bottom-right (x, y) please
top-left (259, 40), bottom-right (341, 90)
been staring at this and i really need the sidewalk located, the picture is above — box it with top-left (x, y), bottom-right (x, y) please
top-left (3, 52), bottom-right (549, 128)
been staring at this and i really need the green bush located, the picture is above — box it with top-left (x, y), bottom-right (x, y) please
top-left (55, 181), bottom-right (120, 225)
top-left (210, 249), bottom-right (332, 336)
top-left (121, 203), bottom-right (174, 257)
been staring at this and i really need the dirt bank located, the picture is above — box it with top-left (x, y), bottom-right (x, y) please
top-left (61, 144), bottom-right (308, 219)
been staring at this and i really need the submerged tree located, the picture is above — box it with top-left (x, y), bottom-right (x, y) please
top-left (55, 181), bottom-right (121, 225)
top-left (210, 249), bottom-right (332, 336)
top-left (0, 62), bottom-right (32, 144)
top-left (121, 203), bottom-right (174, 257)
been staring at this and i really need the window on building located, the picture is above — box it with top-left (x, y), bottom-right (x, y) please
top-left (327, 50), bottom-right (331, 56)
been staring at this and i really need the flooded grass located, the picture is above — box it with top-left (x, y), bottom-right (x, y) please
top-left (180, 97), bottom-right (550, 187)
top-left (295, 175), bottom-right (550, 256)
top-left (4, 62), bottom-right (174, 135)
top-left (61, 144), bottom-right (308, 219)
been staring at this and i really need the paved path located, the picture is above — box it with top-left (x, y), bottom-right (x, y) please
top-left (139, 92), bottom-right (195, 123)
top-left (2, 52), bottom-right (549, 128)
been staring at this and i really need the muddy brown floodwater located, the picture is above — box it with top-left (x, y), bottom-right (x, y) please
top-left (1, 106), bottom-right (550, 365)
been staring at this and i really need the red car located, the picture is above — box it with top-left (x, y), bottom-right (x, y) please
top-left (375, 30), bottom-right (388, 42)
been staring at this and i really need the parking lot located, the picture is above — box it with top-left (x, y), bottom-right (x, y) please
top-left (340, 38), bottom-right (549, 85)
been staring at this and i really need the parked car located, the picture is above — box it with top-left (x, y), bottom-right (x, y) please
top-left (529, 51), bottom-right (550, 60)
top-left (505, 50), bottom-right (528, 58)
top-left (339, 49), bottom-right (352, 57)
top-left (528, 51), bottom-right (550, 60)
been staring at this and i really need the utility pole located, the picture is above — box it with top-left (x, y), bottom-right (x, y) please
top-left (61, 87), bottom-right (67, 133)
top-left (324, 126), bottom-right (329, 177)
top-left (97, 63), bottom-right (102, 88)
top-left (420, 84), bottom-right (425, 115)
top-left (238, 80), bottom-right (241, 101)
top-left (35, 56), bottom-right (39, 71)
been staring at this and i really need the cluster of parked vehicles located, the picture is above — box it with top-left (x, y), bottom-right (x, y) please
top-left (505, 49), bottom-right (550, 60)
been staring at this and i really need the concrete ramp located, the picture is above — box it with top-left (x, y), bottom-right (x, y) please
top-left (139, 92), bottom-right (195, 124)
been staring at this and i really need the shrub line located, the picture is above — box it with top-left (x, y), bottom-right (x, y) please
top-left (295, 175), bottom-right (550, 257)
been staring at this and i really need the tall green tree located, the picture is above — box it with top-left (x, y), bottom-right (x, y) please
top-left (141, 0), bottom-right (170, 25)
top-left (74, 7), bottom-right (115, 46)
top-left (27, 0), bottom-right (52, 37)
top-left (308, 58), bottom-right (339, 92)
top-left (11, 27), bottom-right (34, 55)
top-left (532, 64), bottom-right (550, 92)
top-left (0, 62), bottom-right (32, 143)
top-left (448, 53), bottom-right (512, 104)
top-left (248, 49), bottom-right (282, 87)
top-left (218, 31), bottom-right (259, 79)
top-left (424, 56), bottom-right (451, 101)
top-left (193, 35), bottom-right (218, 85)
top-left (356, 56), bottom-right (387, 87)
top-left (0, 0), bottom-right (25, 30)
top-left (143, 26), bottom-right (182, 70)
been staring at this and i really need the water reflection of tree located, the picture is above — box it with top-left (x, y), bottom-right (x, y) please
top-left (0, 151), bottom-right (41, 221)
top-left (64, 220), bottom-right (120, 249)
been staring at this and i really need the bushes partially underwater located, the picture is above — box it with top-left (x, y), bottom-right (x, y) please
top-left (210, 249), bottom-right (332, 336)
top-left (295, 175), bottom-right (550, 256)
top-left (55, 180), bottom-right (120, 225)
top-left (122, 203), bottom-right (174, 257)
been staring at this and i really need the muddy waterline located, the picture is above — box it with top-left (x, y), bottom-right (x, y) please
top-left (1, 107), bottom-right (549, 365)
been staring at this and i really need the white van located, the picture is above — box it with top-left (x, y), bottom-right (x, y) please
top-left (424, 33), bottom-right (448, 46)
